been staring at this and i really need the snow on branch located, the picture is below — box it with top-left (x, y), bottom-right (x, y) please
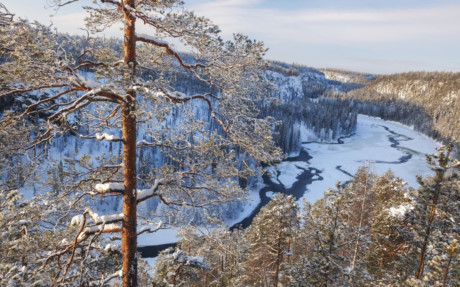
top-left (387, 204), bottom-right (414, 219)
top-left (63, 119), bottom-right (125, 143)
top-left (136, 178), bottom-right (164, 203)
top-left (100, 270), bottom-right (123, 285)
top-left (72, 74), bottom-right (101, 89)
top-left (70, 210), bottom-right (124, 240)
top-left (94, 182), bottom-right (125, 194)
top-left (95, 132), bottom-right (123, 142)
top-left (78, 223), bottom-right (122, 241)
top-left (86, 210), bottom-right (124, 225)
top-left (137, 221), bottom-right (163, 236)
top-left (136, 139), bottom-right (161, 148)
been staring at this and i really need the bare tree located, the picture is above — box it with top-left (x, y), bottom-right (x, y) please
top-left (0, 1), bottom-right (280, 285)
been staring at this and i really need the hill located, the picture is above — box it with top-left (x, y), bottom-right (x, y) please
top-left (340, 72), bottom-right (460, 147)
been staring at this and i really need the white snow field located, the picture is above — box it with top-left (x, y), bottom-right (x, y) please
top-left (301, 115), bottom-right (439, 203)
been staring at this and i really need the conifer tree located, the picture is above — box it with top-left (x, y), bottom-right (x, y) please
top-left (412, 146), bottom-right (460, 280)
top-left (296, 183), bottom-right (366, 286)
top-left (0, 1), bottom-right (280, 285)
top-left (365, 170), bottom-right (414, 284)
top-left (242, 193), bottom-right (299, 287)
top-left (344, 166), bottom-right (376, 273)
top-left (423, 238), bottom-right (459, 287)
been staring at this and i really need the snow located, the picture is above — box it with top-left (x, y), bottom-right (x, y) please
top-left (168, 249), bottom-right (208, 268)
top-left (74, 73), bottom-right (100, 89)
top-left (137, 182), bottom-right (263, 247)
top-left (78, 223), bottom-right (122, 240)
top-left (95, 132), bottom-right (115, 141)
top-left (137, 179), bottom-right (163, 201)
top-left (299, 123), bottom-right (321, 142)
top-left (143, 257), bottom-right (157, 277)
top-left (226, 179), bottom-right (263, 226)
top-left (138, 221), bottom-right (162, 234)
top-left (300, 115), bottom-right (439, 205)
top-left (12, 219), bottom-right (30, 226)
top-left (104, 243), bottom-right (119, 252)
top-left (71, 214), bottom-right (84, 226)
top-left (95, 182), bottom-right (125, 193)
top-left (387, 204), bottom-right (413, 218)
top-left (97, 213), bottom-right (124, 224)
top-left (116, 270), bottom-right (123, 278)
top-left (137, 33), bottom-right (168, 45)
top-left (266, 166), bottom-right (280, 185)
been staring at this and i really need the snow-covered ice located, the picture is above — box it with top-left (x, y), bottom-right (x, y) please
top-left (302, 115), bottom-right (439, 204)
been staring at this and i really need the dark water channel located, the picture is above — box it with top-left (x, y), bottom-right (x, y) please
top-left (230, 148), bottom-right (323, 230)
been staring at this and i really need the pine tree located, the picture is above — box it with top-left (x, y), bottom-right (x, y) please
top-left (295, 183), bottom-right (366, 286)
top-left (365, 170), bottom-right (414, 284)
top-left (0, 1), bottom-right (280, 285)
top-left (344, 166), bottom-right (376, 275)
top-left (153, 247), bottom-right (209, 287)
top-left (423, 238), bottom-right (459, 287)
top-left (412, 146), bottom-right (460, 280)
top-left (242, 193), bottom-right (299, 287)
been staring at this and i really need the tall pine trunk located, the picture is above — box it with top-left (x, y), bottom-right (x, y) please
top-left (121, 1), bottom-right (138, 286)
top-left (415, 170), bottom-right (443, 279)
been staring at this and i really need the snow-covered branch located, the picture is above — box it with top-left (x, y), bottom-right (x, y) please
top-left (137, 221), bottom-right (163, 236)
top-left (101, 270), bottom-right (123, 285)
top-left (94, 182), bottom-right (125, 194)
top-left (86, 210), bottom-right (124, 225)
top-left (136, 178), bottom-right (164, 203)
top-left (95, 132), bottom-right (124, 142)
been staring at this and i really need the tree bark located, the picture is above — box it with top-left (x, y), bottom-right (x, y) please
top-left (273, 230), bottom-right (282, 287)
top-left (441, 251), bottom-right (453, 287)
top-left (121, 0), bottom-right (138, 286)
top-left (415, 175), bottom-right (442, 279)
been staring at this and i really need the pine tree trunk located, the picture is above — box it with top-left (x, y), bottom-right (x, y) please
top-left (414, 206), bottom-right (434, 279)
top-left (273, 230), bottom-right (282, 287)
top-left (415, 180), bottom-right (441, 279)
top-left (350, 183), bottom-right (368, 271)
top-left (121, 0), bottom-right (138, 286)
top-left (441, 251), bottom-right (453, 287)
top-left (121, 101), bottom-right (137, 286)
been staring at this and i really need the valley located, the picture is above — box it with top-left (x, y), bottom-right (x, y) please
top-left (137, 114), bottom-right (440, 257)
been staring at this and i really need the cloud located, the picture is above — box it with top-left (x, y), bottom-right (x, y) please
top-left (186, 1), bottom-right (460, 72)
top-left (189, 2), bottom-right (460, 45)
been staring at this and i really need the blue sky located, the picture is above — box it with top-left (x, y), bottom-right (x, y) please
top-left (3, 0), bottom-right (460, 74)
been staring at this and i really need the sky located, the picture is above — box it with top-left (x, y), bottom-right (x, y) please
top-left (2, 0), bottom-right (460, 74)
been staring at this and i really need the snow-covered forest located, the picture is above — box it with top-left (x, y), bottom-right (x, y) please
top-left (1, 1), bottom-right (459, 286)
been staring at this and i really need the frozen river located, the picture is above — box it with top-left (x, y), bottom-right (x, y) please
top-left (139, 115), bottom-right (440, 257)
